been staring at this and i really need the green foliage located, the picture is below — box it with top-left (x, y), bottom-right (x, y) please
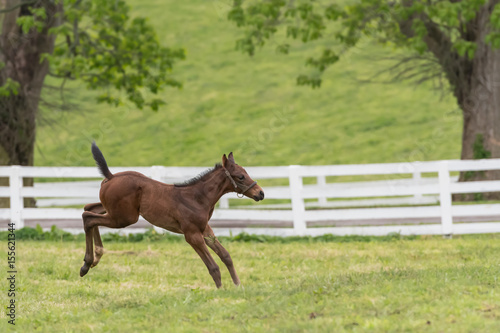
top-left (50, 0), bottom-right (185, 110)
top-left (228, 0), bottom-right (500, 87)
top-left (0, 77), bottom-right (20, 96)
top-left (0, 225), bottom-right (182, 243)
top-left (11, 224), bottom-right (75, 241)
top-left (454, 40), bottom-right (477, 59)
top-left (16, 15), bottom-right (35, 34)
top-left (472, 133), bottom-right (491, 160)
top-left (486, 4), bottom-right (500, 47)
top-left (464, 134), bottom-right (491, 187)
top-left (16, 7), bottom-right (46, 33)
top-left (13, 0), bottom-right (185, 111)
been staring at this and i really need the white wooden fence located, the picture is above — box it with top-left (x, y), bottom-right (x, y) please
top-left (2, 159), bottom-right (500, 237)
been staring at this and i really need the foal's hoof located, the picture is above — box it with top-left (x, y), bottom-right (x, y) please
top-left (91, 258), bottom-right (101, 268)
top-left (80, 265), bottom-right (90, 277)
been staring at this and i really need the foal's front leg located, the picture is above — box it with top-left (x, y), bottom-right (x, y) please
top-left (184, 231), bottom-right (222, 288)
top-left (203, 225), bottom-right (240, 286)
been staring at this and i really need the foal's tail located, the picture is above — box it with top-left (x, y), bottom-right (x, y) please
top-left (91, 142), bottom-right (113, 180)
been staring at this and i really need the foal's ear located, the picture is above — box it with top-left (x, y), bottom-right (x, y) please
top-left (222, 152), bottom-right (235, 167)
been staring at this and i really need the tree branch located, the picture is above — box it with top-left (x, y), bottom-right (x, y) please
top-left (396, 4), bottom-right (464, 89)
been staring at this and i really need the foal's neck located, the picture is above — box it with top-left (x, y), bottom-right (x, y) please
top-left (198, 168), bottom-right (233, 208)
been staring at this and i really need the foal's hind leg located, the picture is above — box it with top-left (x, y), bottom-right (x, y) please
top-left (84, 203), bottom-right (106, 268)
top-left (203, 225), bottom-right (240, 286)
top-left (84, 202), bottom-right (105, 214)
top-left (92, 227), bottom-right (104, 268)
top-left (80, 211), bottom-right (138, 277)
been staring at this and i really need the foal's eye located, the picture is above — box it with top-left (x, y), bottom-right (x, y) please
top-left (239, 175), bottom-right (245, 180)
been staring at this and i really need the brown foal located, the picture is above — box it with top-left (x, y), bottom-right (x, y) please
top-left (80, 142), bottom-right (264, 288)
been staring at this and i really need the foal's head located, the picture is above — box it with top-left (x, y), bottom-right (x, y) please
top-left (222, 152), bottom-right (264, 201)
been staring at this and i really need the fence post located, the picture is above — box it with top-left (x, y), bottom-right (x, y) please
top-left (412, 167), bottom-right (422, 203)
top-left (9, 166), bottom-right (23, 229)
top-left (289, 165), bottom-right (306, 235)
top-left (317, 175), bottom-right (327, 206)
top-left (438, 161), bottom-right (453, 237)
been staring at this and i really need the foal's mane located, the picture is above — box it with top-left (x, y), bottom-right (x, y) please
top-left (174, 163), bottom-right (222, 187)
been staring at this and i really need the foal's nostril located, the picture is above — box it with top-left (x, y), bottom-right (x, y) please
top-left (260, 191), bottom-right (264, 199)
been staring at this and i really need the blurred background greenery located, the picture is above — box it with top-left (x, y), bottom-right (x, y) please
top-left (36, 0), bottom-right (460, 168)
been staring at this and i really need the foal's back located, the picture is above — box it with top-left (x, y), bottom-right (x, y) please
top-left (98, 171), bottom-right (181, 227)
top-left (98, 171), bottom-right (163, 223)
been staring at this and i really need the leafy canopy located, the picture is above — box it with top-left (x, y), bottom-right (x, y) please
top-left (228, 0), bottom-right (500, 88)
top-left (1, 0), bottom-right (185, 111)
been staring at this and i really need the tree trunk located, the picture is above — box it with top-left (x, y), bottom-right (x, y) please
top-left (398, 1), bottom-right (500, 201)
top-left (453, 5), bottom-right (500, 201)
top-left (0, 93), bottom-right (37, 207)
top-left (0, 0), bottom-right (61, 207)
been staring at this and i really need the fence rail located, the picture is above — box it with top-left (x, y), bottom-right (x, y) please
top-left (2, 159), bottom-right (500, 236)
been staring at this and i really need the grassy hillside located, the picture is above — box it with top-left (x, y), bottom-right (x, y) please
top-left (36, 0), bottom-right (461, 168)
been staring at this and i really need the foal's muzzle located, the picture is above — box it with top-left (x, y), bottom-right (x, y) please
top-left (253, 190), bottom-right (264, 202)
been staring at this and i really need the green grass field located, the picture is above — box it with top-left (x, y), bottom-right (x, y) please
top-left (2, 233), bottom-right (500, 332)
top-left (36, 0), bottom-right (462, 168)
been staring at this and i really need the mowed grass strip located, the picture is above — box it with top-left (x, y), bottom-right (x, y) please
top-left (1, 234), bottom-right (499, 332)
